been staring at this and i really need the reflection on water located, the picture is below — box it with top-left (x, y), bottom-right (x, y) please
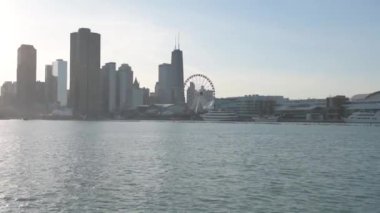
top-left (0, 120), bottom-right (379, 212)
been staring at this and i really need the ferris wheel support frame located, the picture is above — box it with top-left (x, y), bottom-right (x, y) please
top-left (184, 74), bottom-right (216, 113)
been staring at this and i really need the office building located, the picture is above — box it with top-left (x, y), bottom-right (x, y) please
top-left (118, 64), bottom-right (133, 110)
top-left (156, 45), bottom-right (185, 104)
top-left (171, 47), bottom-right (185, 104)
top-left (157, 63), bottom-right (173, 104)
top-left (45, 64), bottom-right (57, 105)
top-left (35, 81), bottom-right (46, 104)
top-left (53, 59), bottom-right (68, 106)
top-left (17, 44), bottom-right (36, 108)
top-left (0, 81), bottom-right (17, 106)
top-left (142, 88), bottom-right (150, 105)
top-left (132, 79), bottom-right (144, 109)
top-left (101, 62), bottom-right (117, 114)
top-left (70, 28), bottom-right (101, 117)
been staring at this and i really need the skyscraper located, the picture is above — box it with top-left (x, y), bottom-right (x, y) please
top-left (156, 44), bottom-right (185, 104)
top-left (101, 62), bottom-right (117, 114)
top-left (45, 64), bottom-right (57, 105)
top-left (158, 63), bottom-right (173, 104)
top-left (17, 44), bottom-right (36, 109)
top-left (53, 59), bottom-right (68, 106)
top-left (171, 47), bottom-right (185, 104)
top-left (118, 64), bottom-right (133, 110)
top-left (131, 78), bottom-right (144, 109)
top-left (1, 81), bottom-right (17, 107)
top-left (70, 28), bottom-right (101, 118)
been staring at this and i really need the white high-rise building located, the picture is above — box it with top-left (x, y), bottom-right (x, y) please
top-left (53, 59), bottom-right (67, 106)
top-left (101, 62), bottom-right (117, 113)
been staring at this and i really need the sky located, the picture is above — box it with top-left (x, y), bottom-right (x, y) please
top-left (0, 0), bottom-right (379, 99)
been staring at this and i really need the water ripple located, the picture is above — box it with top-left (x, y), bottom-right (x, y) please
top-left (0, 120), bottom-right (379, 212)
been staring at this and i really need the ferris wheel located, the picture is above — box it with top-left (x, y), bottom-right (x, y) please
top-left (184, 74), bottom-right (215, 113)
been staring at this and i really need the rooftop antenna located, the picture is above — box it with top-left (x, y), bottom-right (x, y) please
top-left (178, 32), bottom-right (180, 49)
top-left (174, 35), bottom-right (177, 50)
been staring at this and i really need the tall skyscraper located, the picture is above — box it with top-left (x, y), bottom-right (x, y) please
top-left (157, 63), bottom-right (173, 104)
top-left (70, 28), bottom-right (101, 118)
top-left (17, 44), bottom-right (36, 109)
top-left (118, 64), bottom-right (133, 110)
top-left (101, 62), bottom-right (117, 114)
top-left (156, 44), bottom-right (185, 104)
top-left (45, 64), bottom-right (57, 105)
top-left (171, 47), bottom-right (185, 104)
top-left (53, 59), bottom-right (68, 106)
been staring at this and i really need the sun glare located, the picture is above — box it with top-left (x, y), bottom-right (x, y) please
top-left (0, 1), bottom-right (17, 81)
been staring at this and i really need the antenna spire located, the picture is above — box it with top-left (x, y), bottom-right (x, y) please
top-left (174, 35), bottom-right (177, 50)
top-left (178, 32), bottom-right (180, 49)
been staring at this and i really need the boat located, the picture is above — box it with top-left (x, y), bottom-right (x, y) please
top-left (344, 111), bottom-right (380, 123)
top-left (200, 110), bottom-right (238, 121)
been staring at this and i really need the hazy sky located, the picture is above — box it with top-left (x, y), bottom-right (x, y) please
top-left (0, 0), bottom-right (379, 99)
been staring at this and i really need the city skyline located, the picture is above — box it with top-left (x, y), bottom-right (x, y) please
top-left (1, 0), bottom-right (379, 99)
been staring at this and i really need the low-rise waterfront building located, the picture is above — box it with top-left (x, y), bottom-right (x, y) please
top-left (215, 95), bottom-right (286, 119)
top-left (344, 91), bottom-right (380, 116)
top-left (275, 99), bottom-right (326, 122)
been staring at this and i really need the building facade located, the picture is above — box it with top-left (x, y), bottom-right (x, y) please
top-left (344, 91), bottom-right (380, 116)
top-left (275, 99), bottom-right (326, 121)
top-left (53, 59), bottom-right (68, 106)
top-left (35, 81), bottom-right (46, 105)
top-left (70, 28), bottom-right (101, 118)
top-left (325, 95), bottom-right (349, 120)
top-left (171, 48), bottom-right (185, 104)
top-left (118, 64), bottom-right (133, 111)
top-left (45, 64), bottom-right (57, 105)
top-left (156, 46), bottom-right (185, 105)
top-left (101, 62), bottom-right (117, 114)
top-left (0, 81), bottom-right (17, 106)
top-left (17, 44), bottom-right (36, 109)
top-left (215, 95), bottom-right (286, 119)
top-left (132, 86), bottom-right (144, 110)
top-left (157, 63), bottom-right (173, 104)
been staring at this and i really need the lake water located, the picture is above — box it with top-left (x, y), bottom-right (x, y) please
top-left (0, 120), bottom-right (379, 212)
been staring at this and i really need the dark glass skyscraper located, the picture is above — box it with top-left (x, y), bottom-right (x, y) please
top-left (171, 47), bottom-right (185, 104)
top-left (17, 44), bottom-right (36, 109)
top-left (157, 46), bottom-right (185, 104)
top-left (101, 62), bottom-right (117, 114)
top-left (70, 28), bottom-right (101, 118)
